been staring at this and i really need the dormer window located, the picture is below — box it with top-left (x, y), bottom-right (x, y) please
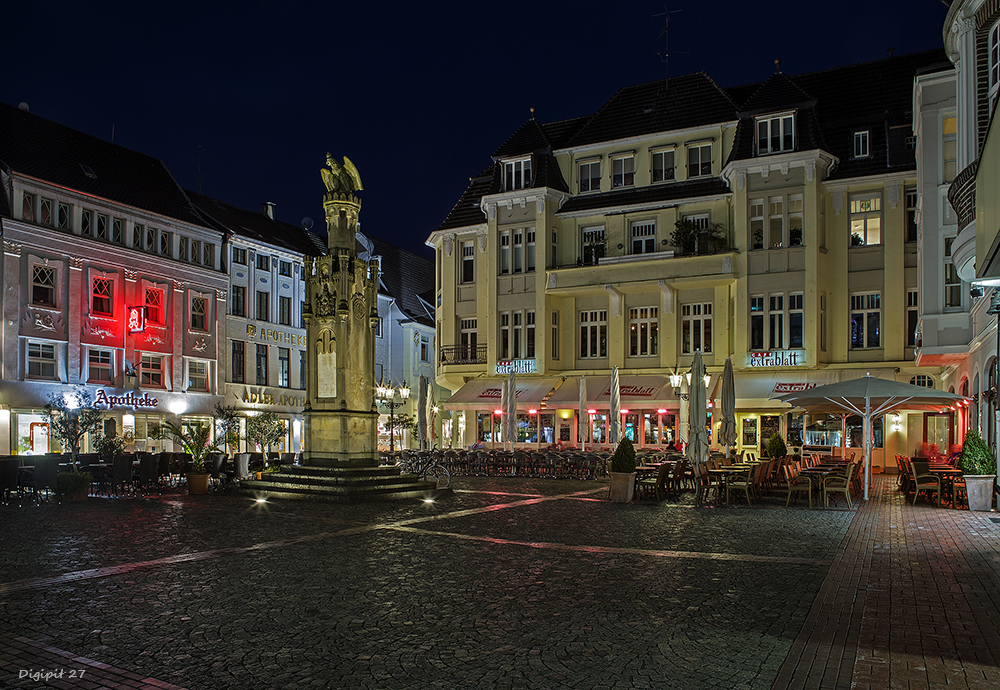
top-left (611, 154), bottom-right (635, 188)
top-left (503, 157), bottom-right (532, 191)
top-left (853, 130), bottom-right (870, 159)
top-left (579, 158), bottom-right (601, 193)
top-left (755, 113), bottom-right (795, 155)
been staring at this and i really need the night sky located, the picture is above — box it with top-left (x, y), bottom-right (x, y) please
top-left (3, 1), bottom-right (949, 261)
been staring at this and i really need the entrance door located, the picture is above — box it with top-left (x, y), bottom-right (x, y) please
top-left (923, 412), bottom-right (953, 455)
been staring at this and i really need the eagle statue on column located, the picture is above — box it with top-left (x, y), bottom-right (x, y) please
top-left (321, 153), bottom-right (363, 195)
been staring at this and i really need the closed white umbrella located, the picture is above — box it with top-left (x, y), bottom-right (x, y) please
top-left (610, 366), bottom-right (621, 445)
top-left (499, 378), bottom-right (508, 447)
top-left (687, 351), bottom-right (710, 502)
top-left (507, 368), bottom-right (517, 446)
top-left (579, 375), bottom-right (587, 451)
top-left (426, 379), bottom-right (436, 447)
top-left (719, 357), bottom-right (737, 459)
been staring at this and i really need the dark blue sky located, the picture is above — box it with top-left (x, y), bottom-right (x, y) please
top-left (3, 1), bottom-right (949, 261)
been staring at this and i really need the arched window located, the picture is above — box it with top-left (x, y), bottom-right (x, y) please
top-left (910, 374), bottom-right (934, 388)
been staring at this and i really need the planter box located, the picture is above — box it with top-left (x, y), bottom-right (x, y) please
top-left (187, 473), bottom-right (211, 495)
top-left (964, 475), bottom-right (995, 511)
top-left (609, 472), bottom-right (636, 503)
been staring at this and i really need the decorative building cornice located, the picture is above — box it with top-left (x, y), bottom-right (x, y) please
top-left (124, 268), bottom-right (138, 282)
top-left (216, 288), bottom-right (227, 300)
top-left (2, 240), bottom-right (21, 256)
top-left (173, 279), bottom-right (184, 292)
top-left (886, 180), bottom-right (902, 209)
top-left (443, 234), bottom-right (454, 257)
top-left (478, 230), bottom-right (488, 252)
top-left (69, 256), bottom-right (84, 271)
top-left (831, 190), bottom-right (844, 215)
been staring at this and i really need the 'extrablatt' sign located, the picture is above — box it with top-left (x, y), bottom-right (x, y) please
top-left (771, 382), bottom-right (820, 394)
top-left (495, 359), bottom-right (536, 375)
top-left (748, 350), bottom-right (803, 367)
top-left (93, 390), bottom-right (159, 409)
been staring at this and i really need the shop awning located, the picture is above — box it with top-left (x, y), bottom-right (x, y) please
top-left (444, 377), bottom-right (561, 410)
top-left (545, 375), bottom-right (675, 410)
top-left (734, 368), bottom-right (898, 410)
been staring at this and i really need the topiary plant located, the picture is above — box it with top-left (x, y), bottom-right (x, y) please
top-left (610, 437), bottom-right (637, 473)
top-left (765, 432), bottom-right (787, 459)
top-left (958, 430), bottom-right (996, 475)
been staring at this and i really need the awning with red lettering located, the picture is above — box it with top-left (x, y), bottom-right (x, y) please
top-left (734, 368), bottom-right (897, 410)
top-left (443, 377), bottom-right (561, 410)
top-left (545, 376), bottom-right (676, 410)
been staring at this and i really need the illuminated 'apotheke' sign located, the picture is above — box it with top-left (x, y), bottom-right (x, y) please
top-left (747, 351), bottom-right (803, 367)
top-left (93, 390), bottom-right (159, 409)
top-left (495, 359), bottom-right (536, 375)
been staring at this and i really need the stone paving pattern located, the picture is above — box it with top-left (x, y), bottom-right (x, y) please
top-left (0, 475), bottom-right (998, 689)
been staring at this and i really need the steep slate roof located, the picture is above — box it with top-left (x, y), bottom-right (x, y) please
top-left (558, 178), bottom-right (731, 215)
top-left (370, 235), bottom-right (435, 327)
top-left (565, 72), bottom-right (739, 147)
top-left (437, 166), bottom-right (494, 231)
top-left (186, 189), bottom-right (325, 256)
top-left (738, 70), bottom-right (816, 115)
top-left (0, 100), bottom-right (203, 226)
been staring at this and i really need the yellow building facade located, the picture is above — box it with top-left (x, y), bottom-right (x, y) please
top-left (428, 52), bottom-right (949, 470)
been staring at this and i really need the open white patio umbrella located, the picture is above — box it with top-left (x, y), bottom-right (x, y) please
top-left (506, 368), bottom-right (517, 446)
top-left (610, 366), bottom-right (621, 445)
top-left (773, 373), bottom-right (969, 500)
top-left (719, 357), bottom-right (737, 460)
top-left (687, 351), bottom-right (710, 502)
top-left (579, 375), bottom-right (587, 451)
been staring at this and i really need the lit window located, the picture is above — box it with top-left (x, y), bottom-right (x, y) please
top-left (145, 287), bottom-right (164, 325)
top-left (612, 155), bottom-right (635, 188)
top-left (278, 348), bottom-right (290, 388)
top-left (943, 115), bottom-right (957, 184)
top-left (756, 114), bottom-right (794, 155)
top-left (910, 374), bottom-right (934, 388)
top-left (420, 335), bottom-right (430, 362)
top-left (256, 344), bottom-right (268, 386)
top-left (31, 266), bottom-right (56, 307)
top-left (504, 157), bottom-right (532, 191)
top-left (789, 294), bottom-right (803, 349)
top-left (651, 148), bottom-right (675, 183)
top-left (89, 349), bottom-right (113, 383)
top-left (188, 360), bottom-right (208, 391)
top-left (579, 310), bottom-right (608, 359)
top-left (141, 354), bottom-right (164, 388)
top-left (28, 341), bottom-right (56, 379)
top-left (681, 303), bottom-right (712, 354)
top-left (579, 159), bottom-right (600, 193)
top-left (750, 296), bottom-right (764, 350)
top-left (850, 292), bottom-right (881, 349)
top-left (92, 277), bottom-right (113, 316)
top-left (629, 307), bottom-right (658, 357)
top-left (849, 194), bottom-right (881, 246)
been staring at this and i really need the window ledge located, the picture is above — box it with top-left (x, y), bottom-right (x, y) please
top-left (600, 250), bottom-right (675, 265)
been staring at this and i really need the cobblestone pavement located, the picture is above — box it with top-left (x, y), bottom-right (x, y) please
top-left (0, 474), bottom-right (997, 689)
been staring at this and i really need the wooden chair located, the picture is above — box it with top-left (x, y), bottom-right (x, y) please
top-left (784, 465), bottom-right (813, 508)
top-left (725, 466), bottom-right (755, 506)
top-left (909, 460), bottom-right (941, 507)
top-left (822, 463), bottom-right (857, 509)
top-left (636, 463), bottom-right (671, 501)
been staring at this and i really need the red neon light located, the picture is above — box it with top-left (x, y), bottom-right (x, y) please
top-left (127, 305), bottom-right (146, 334)
top-left (494, 409), bottom-right (503, 415)
top-left (528, 409), bottom-right (537, 414)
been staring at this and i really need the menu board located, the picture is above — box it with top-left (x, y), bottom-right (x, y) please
top-left (742, 418), bottom-right (757, 446)
top-left (760, 415), bottom-right (782, 446)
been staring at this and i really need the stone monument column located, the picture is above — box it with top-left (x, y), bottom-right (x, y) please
top-left (302, 154), bottom-right (381, 467)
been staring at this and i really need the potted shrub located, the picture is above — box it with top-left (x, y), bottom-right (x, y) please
top-left (608, 437), bottom-right (637, 503)
top-left (154, 421), bottom-right (217, 495)
top-left (57, 471), bottom-right (93, 502)
top-left (765, 432), bottom-right (787, 460)
top-left (246, 411), bottom-right (286, 475)
top-left (958, 430), bottom-right (996, 511)
top-left (45, 387), bottom-right (105, 500)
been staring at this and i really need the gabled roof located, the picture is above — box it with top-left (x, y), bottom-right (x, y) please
top-left (737, 70), bottom-right (816, 116)
top-left (0, 100), bottom-right (203, 226)
top-left (492, 118), bottom-right (552, 159)
top-left (565, 72), bottom-right (739, 147)
top-left (370, 235), bottom-right (435, 328)
top-left (437, 166), bottom-right (493, 231)
top-left (186, 190), bottom-right (324, 256)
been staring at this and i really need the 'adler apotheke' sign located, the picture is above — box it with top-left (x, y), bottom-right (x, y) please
top-left (747, 350), bottom-right (804, 367)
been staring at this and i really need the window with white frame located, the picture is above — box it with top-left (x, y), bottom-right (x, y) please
top-left (768, 197), bottom-right (784, 249)
top-left (500, 312), bottom-right (510, 359)
top-left (687, 143), bottom-right (712, 178)
top-left (57, 202), bottom-right (70, 229)
top-left (191, 295), bottom-right (208, 331)
top-left (112, 217), bottom-right (124, 244)
top-left (631, 220), bottom-right (656, 254)
top-left (499, 231), bottom-right (510, 275)
top-left (579, 159), bottom-right (600, 193)
top-left (233, 246), bottom-right (247, 265)
top-left (461, 241), bottom-right (475, 283)
top-left (850, 292), bottom-right (881, 349)
top-left (460, 319), bottom-right (477, 360)
top-left (853, 130), bottom-right (870, 159)
top-left (629, 307), bottom-right (658, 356)
top-left (582, 226), bottom-right (605, 264)
top-left (944, 236), bottom-right (962, 309)
top-left (31, 265), bottom-right (57, 307)
top-left (133, 224), bottom-right (144, 249)
top-left (550, 311), bottom-right (559, 359)
top-left (188, 359), bottom-right (209, 391)
top-left (512, 312), bottom-right (523, 358)
top-left (756, 113), bottom-right (795, 155)
top-left (651, 147), bottom-right (675, 182)
top-left (769, 295), bottom-right (784, 349)
top-left (910, 374), bottom-right (934, 388)
top-left (256, 254), bottom-right (270, 271)
top-left (145, 287), bottom-right (164, 325)
top-left (681, 303), bottom-right (712, 354)
top-left (849, 194), bottom-right (881, 246)
top-left (579, 310), bottom-right (607, 359)
top-left (232, 340), bottom-right (245, 383)
top-left (943, 115), bottom-right (957, 184)
top-left (27, 341), bottom-right (56, 379)
top-left (39, 198), bottom-right (52, 226)
top-left (789, 294), bottom-right (804, 349)
top-left (504, 157), bottom-right (532, 191)
top-left (512, 230), bottom-right (523, 274)
top-left (750, 199), bottom-right (764, 249)
top-left (81, 209), bottom-right (93, 236)
top-left (141, 353), bottom-right (164, 388)
top-left (420, 335), bottom-right (430, 362)
top-left (256, 344), bottom-right (268, 385)
top-left (159, 230), bottom-right (171, 256)
top-left (279, 295), bottom-right (291, 326)
top-left (788, 195), bottom-right (803, 246)
top-left (526, 311), bottom-right (535, 358)
top-left (905, 188), bottom-right (918, 243)
top-left (612, 155), bottom-right (635, 188)
top-left (89, 349), bottom-right (113, 383)
top-left (21, 192), bottom-right (34, 221)
top-left (907, 290), bottom-right (918, 347)
top-left (991, 22), bottom-right (1000, 114)
top-left (278, 348), bottom-right (290, 388)
top-left (550, 229), bottom-right (558, 268)
top-left (525, 229), bottom-right (535, 272)
top-left (91, 277), bottom-right (113, 317)
top-left (750, 296), bottom-right (765, 350)
top-left (256, 291), bottom-right (269, 322)
top-left (230, 284), bottom-right (245, 318)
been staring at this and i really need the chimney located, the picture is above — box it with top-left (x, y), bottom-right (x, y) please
top-left (261, 201), bottom-right (275, 219)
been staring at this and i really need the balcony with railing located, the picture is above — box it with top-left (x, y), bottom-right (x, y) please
top-left (439, 344), bottom-right (487, 366)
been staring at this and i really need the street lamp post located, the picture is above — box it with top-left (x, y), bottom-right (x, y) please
top-left (376, 379), bottom-right (410, 452)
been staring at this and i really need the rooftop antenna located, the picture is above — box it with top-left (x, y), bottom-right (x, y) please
top-left (653, 5), bottom-right (685, 91)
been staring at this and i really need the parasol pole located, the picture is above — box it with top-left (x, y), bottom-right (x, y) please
top-left (863, 394), bottom-right (871, 501)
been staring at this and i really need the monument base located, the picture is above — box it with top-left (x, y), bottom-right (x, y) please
top-left (236, 465), bottom-right (451, 503)
top-left (302, 408), bottom-right (378, 467)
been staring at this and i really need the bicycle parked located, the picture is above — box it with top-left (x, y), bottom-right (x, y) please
top-left (398, 451), bottom-right (451, 488)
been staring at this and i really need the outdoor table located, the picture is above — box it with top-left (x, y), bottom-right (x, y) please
top-left (709, 467), bottom-right (748, 504)
top-left (798, 467), bottom-right (841, 504)
top-left (928, 467), bottom-right (964, 507)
